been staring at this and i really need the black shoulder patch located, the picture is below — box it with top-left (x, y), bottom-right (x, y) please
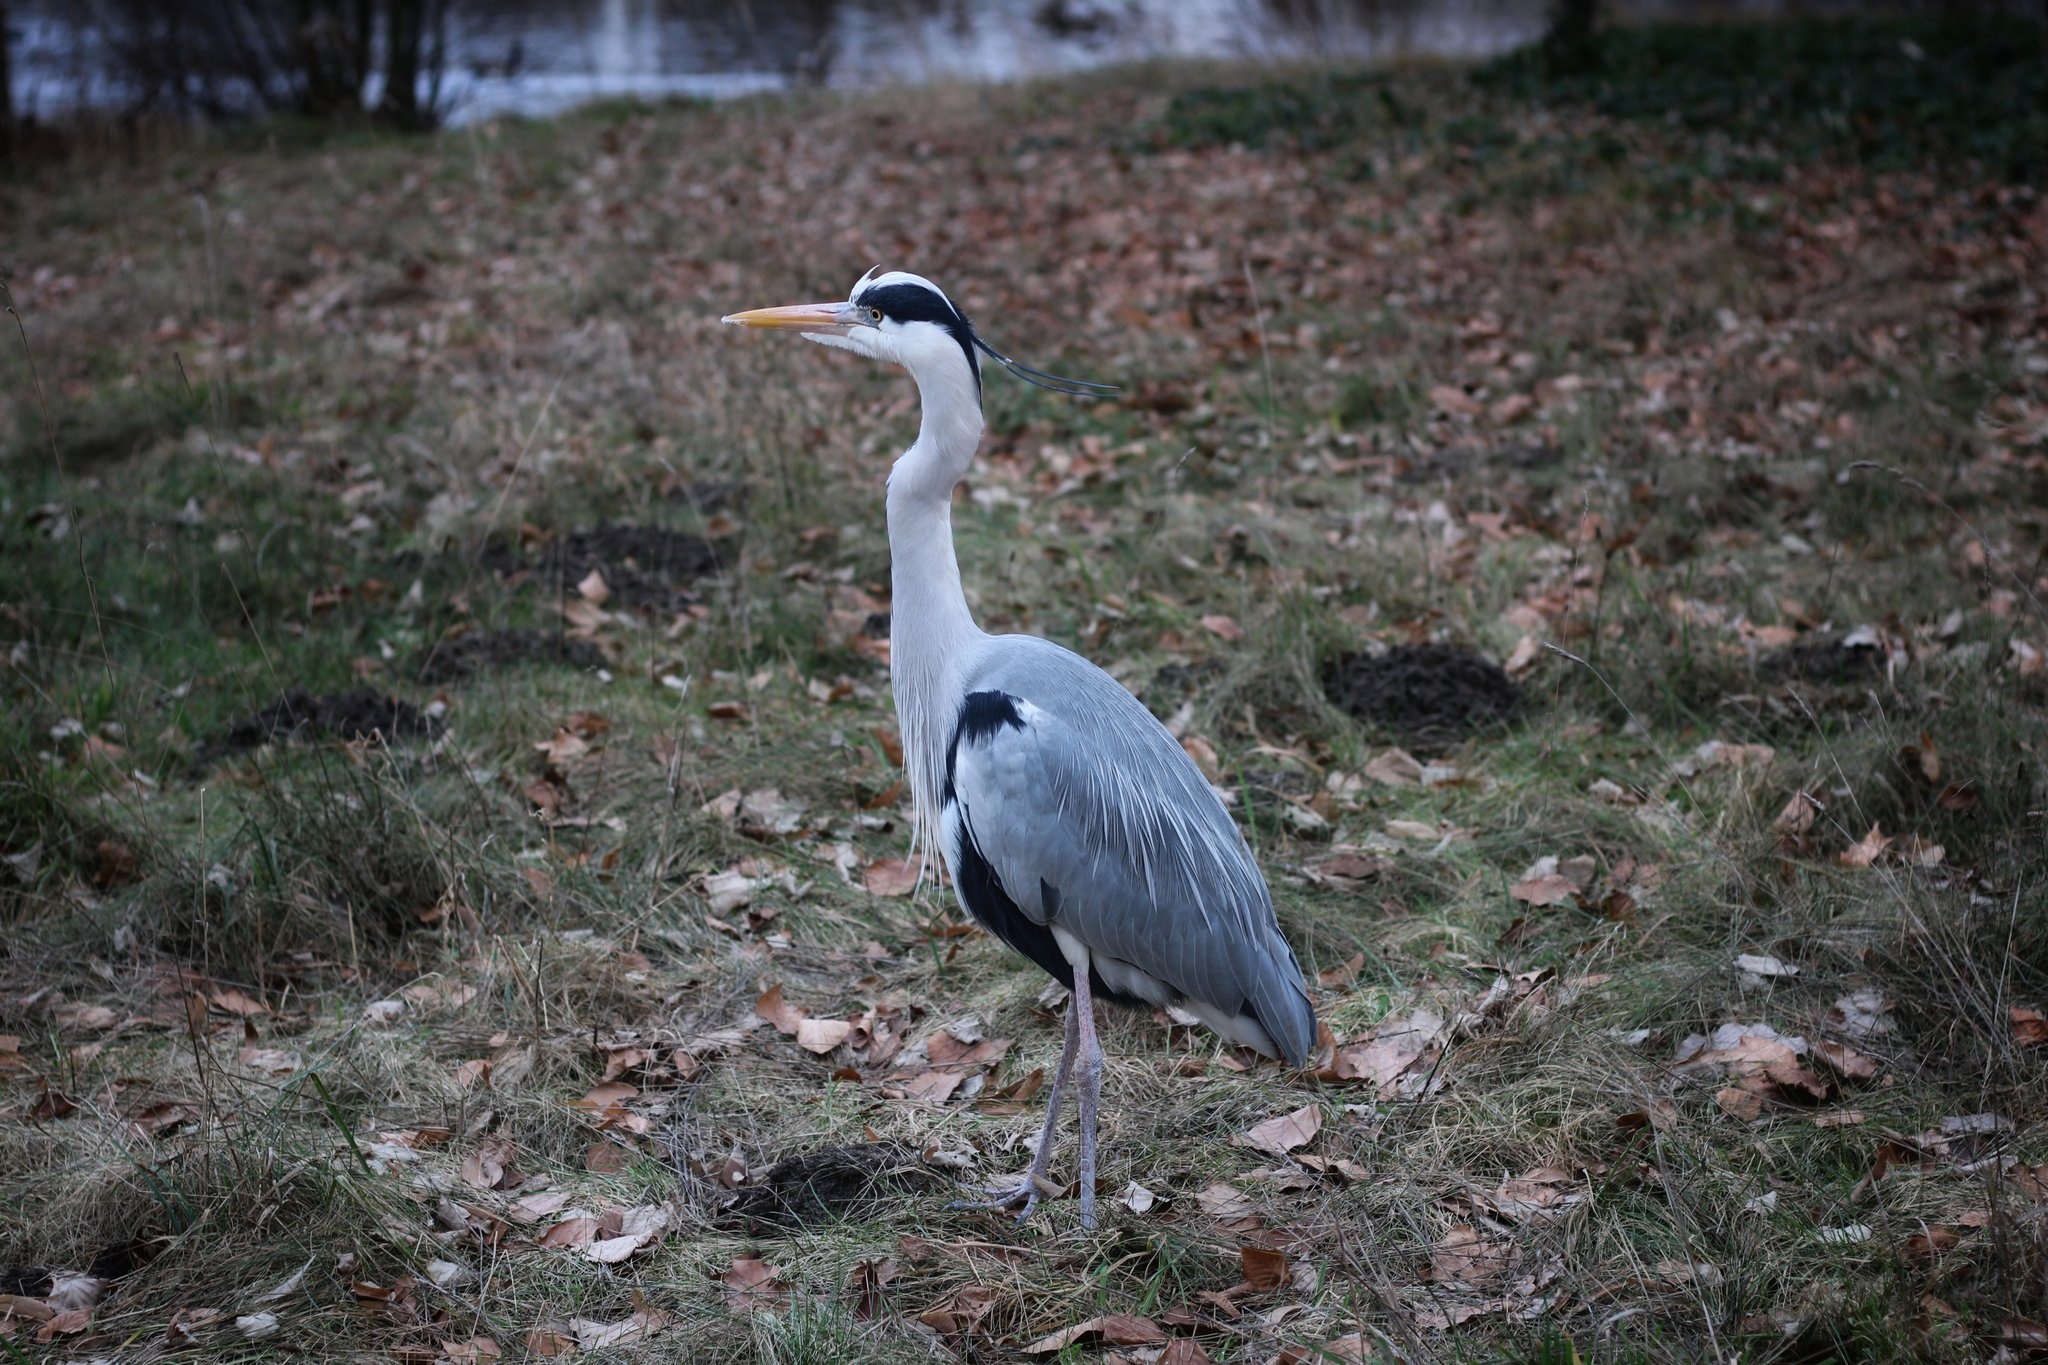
top-left (943, 690), bottom-right (1025, 805)
top-left (956, 690), bottom-right (1024, 742)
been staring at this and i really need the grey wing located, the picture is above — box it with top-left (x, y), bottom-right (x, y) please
top-left (942, 640), bottom-right (1316, 1066)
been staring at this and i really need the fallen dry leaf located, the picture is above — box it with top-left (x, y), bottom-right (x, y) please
top-left (577, 1080), bottom-right (636, 1111)
top-left (1676, 1022), bottom-right (1828, 1109)
top-left (1675, 740), bottom-right (1775, 777)
top-left (2010, 1007), bottom-right (2047, 1048)
top-left (460, 1135), bottom-right (524, 1191)
top-left (1838, 824), bottom-right (1893, 868)
top-left (524, 1326), bottom-right (577, 1358)
top-left (1323, 1007), bottom-right (1445, 1094)
top-left (1509, 873), bottom-right (1577, 907)
top-left (862, 857), bottom-right (921, 897)
top-left (1233, 1104), bottom-right (1321, 1157)
top-left (719, 1257), bottom-right (790, 1311)
top-left (1273, 1336), bottom-right (1372, 1365)
top-left (925, 1029), bottom-right (1012, 1070)
top-left (701, 867), bottom-right (759, 914)
top-left (584, 1141), bottom-right (631, 1174)
top-left (890, 1068), bottom-right (962, 1103)
top-left (509, 1191), bottom-right (574, 1224)
top-left (1481, 1167), bottom-right (1584, 1224)
top-left (797, 1018), bottom-right (853, 1055)
top-left (1429, 383), bottom-right (1482, 417)
top-left (2000, 1318), bottom-right (2048, 1349)
top-left (1196, 1182), bottom-right (1253, 1221)
top-left (1813, 1039), bottom-right (1881, 1081)
top-left (238, 1046), bottom-right (302, 1074)
top-left (1905, 1227), bottom-right (1961, 1258)
top-left (1773, 789), bottom-right (1820, 838)
top-left (1317, 952), bottom-right (1366, 988)
top-left (566, 1302), bottom-right (672, 1350)
top-left (1902, 731), bottom-right (1941, 784)
top-left (1120, 1181), bottom-right (1159, 1214)
top-left (208, 988), bottom-right (268, 1017)
top-left (1294, 1153), bottom-right (1369, 1183)
top-left (1503, 634), bottom-right (1543, 678)
top-left (1309, 850), bottom-right (1385, 886)
top-left (755, 983), bottom-right (805, 1035)
top-left (1239, 1245), bottom-right (1288, 1290)
top-left (0, 1294), bottom-right (52, 1323)
top-left (534, 727), bottom-right (590, 766)
top-left (586, 1235), bottom-right (641, 1265)
top-left (1430, 1224), bottom-right (1519, 1289)
top-left (1830, 988), bottom-right (1893, 1038)
top-left (1364, 747), bottom-right (1424, 787)
top-left (917, 1283), bottom-right (1003, 1338)
top-left (537, 1217), bottom-right (599, 1250)
top-left (1021, 1313), bottom-right (1166, 1353)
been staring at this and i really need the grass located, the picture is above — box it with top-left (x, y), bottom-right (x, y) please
top-left (1, 20), bottom-right (2045, 1362)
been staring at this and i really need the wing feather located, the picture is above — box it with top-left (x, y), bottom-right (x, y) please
top-left (943, 637), bottom-right (1316, 1065)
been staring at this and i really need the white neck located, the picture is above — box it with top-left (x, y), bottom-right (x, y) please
top-left (886, 352), bottom-right (986, 852)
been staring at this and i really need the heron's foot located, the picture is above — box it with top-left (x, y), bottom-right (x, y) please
top-left (945, 1173), bottom-right (1055, 1222)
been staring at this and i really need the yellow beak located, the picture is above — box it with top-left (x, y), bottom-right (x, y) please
top-left (720, 301), bottom-right (857, 333)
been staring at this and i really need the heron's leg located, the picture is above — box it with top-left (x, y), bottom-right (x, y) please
top-left (1071, 964), bottom-right (1103, 1232)
top-left (1022, 1004), bottom-right (1079, 1188)
top-left (946, 1002), bottom-right (1078, 1219)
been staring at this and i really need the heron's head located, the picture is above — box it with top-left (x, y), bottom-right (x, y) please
top-left (722, 267), bottom-right (1115, 403)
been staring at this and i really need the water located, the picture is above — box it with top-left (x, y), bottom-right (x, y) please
top-left (11, 0), bottom-right (1555, 126)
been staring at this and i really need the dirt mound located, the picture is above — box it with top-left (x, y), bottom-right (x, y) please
top-left (408, 629), bottom-right (606, 684)
top-left (0, 1236), bottom-right (148, 1297)
top-left (1759, 633), bottom-right (1885, 685)
top-left (201, 688), bottom-right (438, 766)
top-left (720, 1142), bottom-right (937, 1229)
top-left (1324, 644), bottom-right (1522, 752)
top-left (485, 522), bottom-right (730, 612)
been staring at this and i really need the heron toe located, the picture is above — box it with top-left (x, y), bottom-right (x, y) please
top-left (945, 1175), bottom-right (1047, 1221)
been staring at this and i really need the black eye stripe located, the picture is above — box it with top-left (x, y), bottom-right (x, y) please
top-left (857, 283), bottom-right (966, 328)
top-left (855, 281), bottom-right (981, 404)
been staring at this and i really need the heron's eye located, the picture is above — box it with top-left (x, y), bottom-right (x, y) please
top-left (865, 306), bottom-right (884, 324)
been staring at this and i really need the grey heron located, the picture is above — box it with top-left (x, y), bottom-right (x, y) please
top-left (723, 269), bottom-right (1317, 1229)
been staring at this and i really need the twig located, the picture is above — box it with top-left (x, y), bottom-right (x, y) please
top-left (1242, 257), bottom-right (1278, 445)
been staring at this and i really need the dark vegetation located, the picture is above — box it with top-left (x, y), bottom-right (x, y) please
top-left (103, 0), bottom-right (452, 128)
top-left (1166, 17), bottom-right (2048, 186)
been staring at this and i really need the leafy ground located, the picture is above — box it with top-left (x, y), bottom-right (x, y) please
top-left (2, 20), bottom-right (2046, 1363)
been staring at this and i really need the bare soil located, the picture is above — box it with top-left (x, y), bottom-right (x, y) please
top-left (1322, 644), bottom-right (1523, 752)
